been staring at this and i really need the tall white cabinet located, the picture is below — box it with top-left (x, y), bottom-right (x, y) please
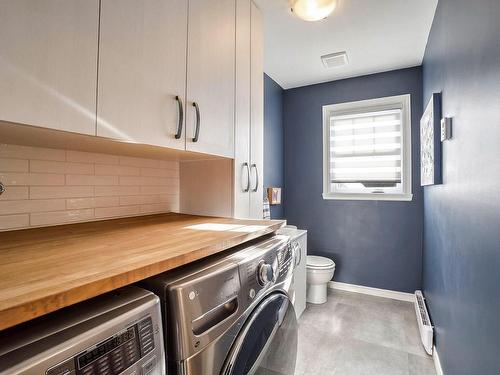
top-left (0, 0), bottom-right (99, 135)
top-left (97, 0), bottom-right (188, 150)
top-left (234, 0), bottom-right (264, 219)
top-left (234, 0), bottom-right (252, 219)
top-left (185, 0), bottom-right (236, 158)
top-left (249, 2), bottom-right (264, 219)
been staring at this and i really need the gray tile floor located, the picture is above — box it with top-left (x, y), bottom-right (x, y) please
top-left (295, 289), bottom-right (436, 375)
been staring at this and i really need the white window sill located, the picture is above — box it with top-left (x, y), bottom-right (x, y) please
top-left (322, 193), bottom-right (413, 202)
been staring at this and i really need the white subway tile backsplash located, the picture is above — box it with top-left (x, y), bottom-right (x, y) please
top-left (66, 174), bottom-right (119, 186)
top-left (0, 144), bottom-right (179, 230)
top-left (94, 186), bottom-right (140, 197)
top-left (159, 160), bottom-right (179, 170)
top-left (140, 167), bottom-right (179, 178)
top-left (118, 176), bottom-right (177, 186)
top-left (0, 186), bottom-right (29, 200)
top-left (0, 214), bottom-right (30, 230)
top-left (120, 156), bottom-right (161, 168)
top-left (67, 150), bottom-right (119, 165)
top-left (0, 199), bottom-right (66, 215)
top-left (159, 194), bottom-right (179, 203)
top-left (118, 176), bottom-right (145, 186)
top-left (95, 164), bottom-right (140, 176)
top-left (140, 202), bottom-right (172, 214)
top-left (141, 177), bottom-right (176, 186)
top-left (66, 197), bottom-right (120, 210)
top-left (30, 160), bottom-right (93, 175)
top-left (0, 158), bottom-right (29, 172)
top-left (95, 205), bottom-right (141, 219)
top-left (0, 173), bottom-right (65, 186)
top-left (141, 185), bottom-right (179, 195)
top-left (30, 186), bottom-right (95, 199)
top-left (31, 209), bottom-right (94, 226)
top-left (0, 144), bottom-right (65, 161)
top-left (119, 195), bottom-right (161, 206)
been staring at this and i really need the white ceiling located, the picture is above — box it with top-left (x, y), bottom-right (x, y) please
top-left (255, 0), bottom-right (438, 89)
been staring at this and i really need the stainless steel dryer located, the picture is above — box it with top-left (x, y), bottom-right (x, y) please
top-left (0, 286), bottom-right (165, 375)
top-left (141, 234), bottom-right (298, 375)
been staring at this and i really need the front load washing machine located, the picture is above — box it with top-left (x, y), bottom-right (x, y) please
top-left (141, 234), bottom-right (298, 375)
top-left (0, 286), bottom-right (165, 375)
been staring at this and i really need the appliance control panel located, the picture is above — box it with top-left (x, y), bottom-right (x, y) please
top-left (235, 236), bottom-right (290, 305)
top-left (46, 317), bottom-right (156, 375)
top-left (277, 243), bottom-right (295, 282)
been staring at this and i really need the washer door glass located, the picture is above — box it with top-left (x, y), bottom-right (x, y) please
top-left (222, 293), bottom-right (298, 375)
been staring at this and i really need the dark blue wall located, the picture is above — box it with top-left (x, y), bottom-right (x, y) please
top-left (283, 67), bottom-right (423, 293)
top-left (264, 74), bottom-right (284, 219)
top-left (422, 0), bottom-right (500, 374)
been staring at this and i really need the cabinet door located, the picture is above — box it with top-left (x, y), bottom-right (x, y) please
top-left (97, 0), bottom-right (187, 149)
top-left (233, 0), bottom-right (251, 219)
top-left (249, 2), bottom-right (264, 219)
top-left (186, 0), bottom-right (235, 158)
top-left (0, 0), bottom-right (99, 135)
top-left (294, 233), bottom-right (308, 319)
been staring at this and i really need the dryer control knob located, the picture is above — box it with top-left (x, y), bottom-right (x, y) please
top-left (249, 288), bottom-right (256, 299)
top-left (257, 262), bottom-right (274, 286)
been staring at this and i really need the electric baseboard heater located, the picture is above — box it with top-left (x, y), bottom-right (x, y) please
top-left (414, 290), bottom-right (434, 355)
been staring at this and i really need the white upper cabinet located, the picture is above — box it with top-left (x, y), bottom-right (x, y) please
top-left (0, 0), bottom-right (99, 135)
top-left (1, 0), bottom-right (244, 160)
top-left (234, 0), bottom-right (252, 219)
top-left (185, 0), bottom-right (236, 158)
top-left (234, 0), bottom-right (264, 219)
top-left (97, 0), bottom-right (188, 149)
top-left (249, 1), bottom-right (264, 219)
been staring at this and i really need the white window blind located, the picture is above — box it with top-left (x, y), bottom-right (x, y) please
top-left (329, 108), bottom-right (403, 187)
top-left (322, 94), bottom-right (412, 201)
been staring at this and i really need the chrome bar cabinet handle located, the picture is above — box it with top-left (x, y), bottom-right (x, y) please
top-left (251, 163), bottom-right (259, 192)
top-left (243, 162), bottom-right (251, 192)
top-left (174, 95), bottom-right (183, 139)
top-left (192, 102), bottom-right (200, 142)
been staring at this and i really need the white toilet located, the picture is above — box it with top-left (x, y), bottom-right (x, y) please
top-left (306, 255), bottom-right (335, 304)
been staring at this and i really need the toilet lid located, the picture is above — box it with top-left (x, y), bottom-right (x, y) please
top-left (307, 255), bottom-right (335, 269)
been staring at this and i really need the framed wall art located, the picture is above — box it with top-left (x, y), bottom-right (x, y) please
top-left (420, 93), bottom-right (442, 186)
top-left (267, 187), bottom-right (282, 205)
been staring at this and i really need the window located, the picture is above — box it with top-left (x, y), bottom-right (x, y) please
top-left (323, 94), bottom-right (412, 201)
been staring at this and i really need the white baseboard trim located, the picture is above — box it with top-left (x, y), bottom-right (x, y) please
top-left (433, 345), bottom-right (444, 375)
top-left (328, 281), bottom-right (414, 302)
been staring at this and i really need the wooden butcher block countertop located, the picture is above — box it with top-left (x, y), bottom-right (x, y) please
top-left (0, 213), bottom-right (285, 331)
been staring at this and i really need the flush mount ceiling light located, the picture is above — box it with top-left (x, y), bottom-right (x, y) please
top-left (289, 0), bottom-right (338, 22)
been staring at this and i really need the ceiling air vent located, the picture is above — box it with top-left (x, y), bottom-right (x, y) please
top-left (321, 51), bottom-right (348, 68)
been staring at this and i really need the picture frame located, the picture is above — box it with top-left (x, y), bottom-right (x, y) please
top-left (420, 93), bottom-right (442, 186)
top-left (267, 187), bottom-right (282, 205)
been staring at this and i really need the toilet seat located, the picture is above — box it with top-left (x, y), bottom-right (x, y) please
top-left (307, 255), bottom-right (335, 269)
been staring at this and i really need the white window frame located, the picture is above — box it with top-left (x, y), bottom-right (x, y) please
top-left (322, 94), bottom-right (412, 201)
